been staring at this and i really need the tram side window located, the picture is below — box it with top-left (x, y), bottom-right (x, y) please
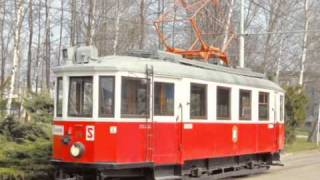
top-left (154, 82), bottom-right (174, 116)
top-left (121, 77), bottom-right (149, 117)
top-left (99, 77), bottom-right (115, 117)
top-left (259, 92), bottom-right (269, 121)
top-left (68, 77), bottom-right (93, 117)
top-left (56, 77), bottom-right (63, 117)
top-left (217, 87), bottom-right (231, 120)
top-left (190, 83), bottom-right (207, 119)
top-left (280, 95), bottom-right (284, 121)
top-left (239, 90), bottom-right (251, 120)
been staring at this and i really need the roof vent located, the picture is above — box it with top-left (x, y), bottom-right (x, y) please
top-left (75, 46), bottom-right (98, 64)
top-left (127, 49), bottom-right (156, 58)
top-left (62, 46), bottom-right (98, 65)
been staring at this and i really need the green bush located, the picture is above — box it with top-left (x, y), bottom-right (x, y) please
top-left (0, 91), bottom-right (54, 179)
top-left (0, 135), bottom-right (53, 179)
top-left (23, 92), bottom-right (54, 123)
top-left (284, 86), bottom-right (308, 144)
top-left (0, 116), bottom-right (49, 143)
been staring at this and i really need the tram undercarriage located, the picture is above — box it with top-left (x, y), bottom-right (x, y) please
top-left (53, 152), bottom-right (282, 180)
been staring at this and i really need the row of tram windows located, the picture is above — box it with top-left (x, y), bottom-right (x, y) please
top-left (56, 76), bottom-right (284, 121)
top-left (56, 76), bottom-right (174, 118)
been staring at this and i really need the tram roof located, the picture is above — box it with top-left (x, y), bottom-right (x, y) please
top-left (53, 55), bottom-right (284, 92)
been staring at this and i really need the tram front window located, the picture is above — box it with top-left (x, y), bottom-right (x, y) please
top-left (56, 77), bottom-right (63, 117)
top-left (99, 77), bottom-right (115, 117)
top-left (68, 77), bottom-right (93, 117)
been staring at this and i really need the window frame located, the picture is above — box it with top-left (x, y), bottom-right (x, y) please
top-left (239, 89), bottom-right (252, 121)
top-left (216, 86), bottom-right (232, 120)
top-left (68, 76), bottom-right (93, 118)
top-left (258, 92), bottom-right (270, 121)
top-left (121, 76), bottom-right (150, 118)
top-left (56, 77), bottom-right (63, 117)
top-left (99, 76), bottom-right (115, 118)
top-left (190, 83), bottom-right (207, 120)
top-left (154, 82), bottom-right (175, 116)
top-left (280, 95), bottom-right (284, 122)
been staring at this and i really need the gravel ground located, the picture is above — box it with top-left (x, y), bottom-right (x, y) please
top-left (237, 150), bottom-right (320, 180)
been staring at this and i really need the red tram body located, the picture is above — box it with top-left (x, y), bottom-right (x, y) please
top-left (52, 47), bottom-right (285, 180)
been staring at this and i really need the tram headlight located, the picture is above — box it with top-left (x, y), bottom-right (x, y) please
top-left (70, 142), bottom-right (85, 158)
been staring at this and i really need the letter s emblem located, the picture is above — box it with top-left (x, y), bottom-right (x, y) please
top-left (86, 126), bottom-right (95, 141)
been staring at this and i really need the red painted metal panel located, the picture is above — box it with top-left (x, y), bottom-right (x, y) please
top-left (276, 123), bottom-right (285, 150)
top-left (153, 123), bottom-right (181, 164)
top-left (53, 120), bottom-right (285, 165)
top-left (237, 124), bottom-right (257, 155)
top-left (182, 123), bottom-right (218, 160)
top-left (53, 121), bottom-right (117, 163)
top-left (256, 123), bottom-right (276, 153)
top-left (115, 122), bottom-right (147, 163)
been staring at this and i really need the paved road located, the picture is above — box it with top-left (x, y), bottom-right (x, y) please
top-left (238, 150), bottom-right (320, 180)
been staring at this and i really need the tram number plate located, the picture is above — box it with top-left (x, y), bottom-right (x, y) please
top-left (86, 126), bottom-right (95, 141)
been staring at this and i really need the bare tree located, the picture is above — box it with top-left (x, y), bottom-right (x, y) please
top-left (0, 0), bottom-right (7, 87)
top-left (86, 0), bottom-right (97, 45)
top-left (27, 0), bottom-right (34, 91)
top-left (221, 0), bottom-right (235, 52)
top-left (262, 1), bottom-right (283, 73)
top-left (35, 0), bottom-right (42, 93)
top-left (299, 0), bottom-right (310, 86)
top-left (70, 0), bottom-right (76, 46)
top-left (113, 1), bottom-right (121, 55)
top-left (139, 0), bottom-right (145, 49)
top-left (7, 0), bottom-right (25, 115)
top-left (275, 38), bottom-right (283, 82)
top-left (45, 0), bottom-right (51, 90)
top-left (58, 0), bottom-right (64, 65)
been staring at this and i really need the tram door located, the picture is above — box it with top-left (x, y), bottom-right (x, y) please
top-left (145, 65), bottom-right (154, 162)
top-left (145, 65), bottom-right (181, 163)
top-left (273, 93), bottom-right (279, 149)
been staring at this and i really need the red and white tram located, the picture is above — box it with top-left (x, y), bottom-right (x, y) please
top-left (52, 46), bottom-right (285, 180)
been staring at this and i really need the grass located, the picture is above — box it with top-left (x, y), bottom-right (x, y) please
top-left (295, 128), bottom-right (309, 137)
top-left (0, 168), bottom-right (24, 177)
top-left (285, 138), bottom-right (319, 153)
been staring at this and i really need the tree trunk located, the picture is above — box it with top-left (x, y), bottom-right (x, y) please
top-left (157, 0), bottom-right (161, 49)
top-left (113, 1), bottom-right (121, 55)
top-left (27, 0), bottom-right (34, 92)
top-left (139, 0), bottom-right (145, 49)
top-left (262, 1), bottom-right (282, 73)
top-left (70, 0), bottom-right (76, 46)
top-left (171, 2), bottom-right (177, 48)
top-left (35, 0), bottom-right (42, 94)
top-left (6, 0), bottom-right (25, 116)
top-left (275, 38), bottom-right (283, 82)
top-left (58, 0), bottom-right (64, 65)
top-left (299, 0), bottom-right (309, 86)
top-left (102, 0), bottom-right (108, 55)
top-left (0, 0), bottom-right (6, 88)
top-left (45, 0), bottom-right (51, 90)
top-left (221, 0), bottom-right (234, 52)
top-left (87, 0), bottom-right (97, 45)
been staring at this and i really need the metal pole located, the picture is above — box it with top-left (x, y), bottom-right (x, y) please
top-left (317, 104), bottom-right (320, 146)
top-left (239, 0), bottom-right (245, 68)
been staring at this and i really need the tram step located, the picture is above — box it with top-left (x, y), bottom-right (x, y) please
top-left (155, 175), bottom-right (182, 180)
